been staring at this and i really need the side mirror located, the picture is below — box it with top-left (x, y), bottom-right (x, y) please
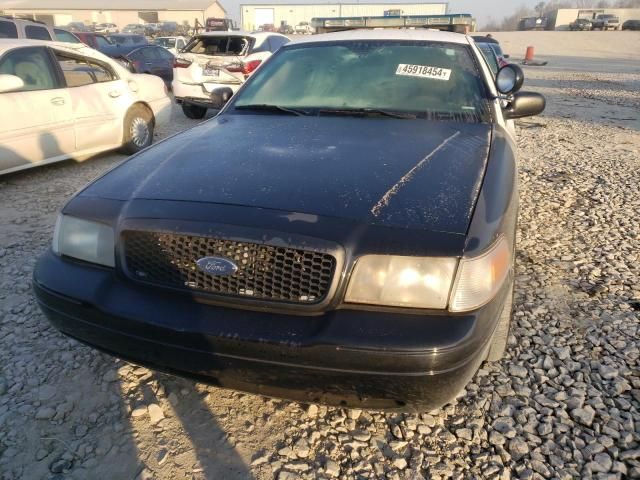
top-left (503, 54), bottom-right (510, 59)
top-left (503, 92), bottom-right (546, 120)
top-left (0, 74), bottom-right (25, 93)
top-left (496, 64), bottom-right (524, 95)
top-left (210, 87), bottom-right (233, 108)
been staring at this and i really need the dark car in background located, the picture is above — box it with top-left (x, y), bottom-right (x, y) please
top-left (34, 30), bottom-right (545, 411)
top-left (471, 35), bottom-right (509, 70)
top-left (74, 32), bottom-right (113, 51)
top-left (104, 34), bottom-right (149, 56)
top-left (569, 18), bottom-right (593, 31)
top-left (475, 41), bottom-right (500, 76)
top-left (622, 19), bottom-right (640, 30)
top-left (75, 32), bottom-right (148, 57)
top-left (123, 45), bottom-right (175, 85)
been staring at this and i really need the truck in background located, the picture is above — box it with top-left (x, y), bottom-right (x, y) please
top-left (205, 17), bottom-right (233, 32)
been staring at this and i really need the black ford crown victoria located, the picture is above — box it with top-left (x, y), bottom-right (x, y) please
top-left (34, 30), bottom-right (545, 410)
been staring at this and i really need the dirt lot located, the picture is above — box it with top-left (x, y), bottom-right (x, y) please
top-left (0, 32), bottom-right (639, 480)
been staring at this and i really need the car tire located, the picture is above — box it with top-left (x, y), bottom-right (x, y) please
top-left (182, 104), bottom-right (207, 119)
top-left (121, 104), bottom-right (154, 155)
top-left (486, 281), bottom-right (514, 362)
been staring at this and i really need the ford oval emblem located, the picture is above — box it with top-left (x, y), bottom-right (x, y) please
top-left (196, 256), bottom-right (238, 276)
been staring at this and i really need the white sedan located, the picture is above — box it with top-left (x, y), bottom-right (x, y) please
top-left (172, 31), bottom-right (289, 119)
top-left (0, 39), bottom-right (171, 175)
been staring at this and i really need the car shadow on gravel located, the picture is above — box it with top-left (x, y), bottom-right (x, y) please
top-left (136, 372), bottom-right (255, 479)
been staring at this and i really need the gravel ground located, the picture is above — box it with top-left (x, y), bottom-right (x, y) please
top-left (1, 61), bottom-right (639, 480)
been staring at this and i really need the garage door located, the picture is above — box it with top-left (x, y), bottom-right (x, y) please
top-left (254, 8), bottom-right (274, 28)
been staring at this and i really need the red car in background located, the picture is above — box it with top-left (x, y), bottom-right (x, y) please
top-left (74, 32), bottom-right (113, 51)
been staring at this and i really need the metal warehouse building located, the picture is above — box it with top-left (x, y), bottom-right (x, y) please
top-left (240, 2), bottom-right (447, 31)
top-left (0, 0), bottom-right (226, 28)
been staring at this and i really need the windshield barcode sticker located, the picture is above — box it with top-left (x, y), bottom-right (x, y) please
top-left (396, 64), bottom-right (452, 81)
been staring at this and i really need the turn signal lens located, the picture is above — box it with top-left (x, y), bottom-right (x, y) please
top-left (449, 236), bottom-right (511, 312)
top-left (345, 256), bottom-right (457, 309)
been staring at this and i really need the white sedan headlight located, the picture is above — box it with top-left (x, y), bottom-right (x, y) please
top-left (345, 256), bottom-right (458, 309)
top-left (52, 215), bottom-right (115, 267)
top-left (345, 237), bottom-right (511, 311)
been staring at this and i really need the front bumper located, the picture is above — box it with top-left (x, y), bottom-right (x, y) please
top-left (33, 250), bottom-right (508, 411)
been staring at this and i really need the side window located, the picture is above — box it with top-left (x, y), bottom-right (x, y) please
top-left (0, 20), bottom-right (19, 39)
top-left (95, 36), bottom-right (111, 48)
top-left (156, 48), bottom-right (174, 60)
top-left (55, 53), bottom-right (116, 87)
top-left (25, 25), bottom-right (53, 41)
top-left (54, 29), bottom-right (81, 44)
top-left (127, 50), bottom-right (142, 62)
top-left (88, 61), bottom-right (114, 82)
top-left (141, 48), bottom-right (160, 61)
top-left (0, 47), bottom-right (57, 91)
top-left (177, 39), bottom-right (185, 50)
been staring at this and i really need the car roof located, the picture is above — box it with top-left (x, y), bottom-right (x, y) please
top-left (470, 35), bottom-right (499, 44)
top-left (0, 38), bottom-right (102, 57)
top-left (194, 31), bottom-right (285, 40)
top-left (0, 17), bottom-right (52, 28)
top-left (290, 29), bottom-right (471, 45)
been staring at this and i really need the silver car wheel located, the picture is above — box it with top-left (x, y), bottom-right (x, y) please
top-left (130, 117), bottom-right (150, 148)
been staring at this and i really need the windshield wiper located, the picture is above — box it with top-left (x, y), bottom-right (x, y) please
top-left (234, 104), bottom-right (311, 116)
top-left (318, 107), bottom-right (416, 119)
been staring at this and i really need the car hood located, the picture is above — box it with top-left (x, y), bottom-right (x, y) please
top-left (83, 115), bottom-right (492, 234)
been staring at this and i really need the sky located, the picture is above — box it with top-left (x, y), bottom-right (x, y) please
top-left (221, 0), bottom-right (541, 27)
top-left (449, 0), bottom-right (539, 26)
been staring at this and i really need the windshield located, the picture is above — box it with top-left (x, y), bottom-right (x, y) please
top-left (154, 38), bottom-right (176, 48)
top-left (233, 41), bottom-right (490, 122)
top-left (183, 36), bottom-right (251, 56)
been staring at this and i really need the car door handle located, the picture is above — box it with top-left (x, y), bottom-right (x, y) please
top-left (109, 91), bottom-right (122, 98)
top-left (50, 97), bottom-right (65, 106)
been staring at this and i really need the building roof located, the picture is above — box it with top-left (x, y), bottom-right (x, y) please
top-left (4, 0), bottom-right (221, 11)
top-left (290, 28), bottom-right (469, 45)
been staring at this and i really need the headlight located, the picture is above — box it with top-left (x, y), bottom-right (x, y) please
top-left (449, 236), bottom-right (511, 312)
top-left (52, 215), bottom-right (115, 267)
top-left (345, 256), bottom-right (458, 309)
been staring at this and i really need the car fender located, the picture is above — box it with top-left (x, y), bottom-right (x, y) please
top-left (464, 125), bottom-right (519, 258)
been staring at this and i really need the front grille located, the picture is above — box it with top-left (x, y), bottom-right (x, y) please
top-left (122, 231), bottom-right (336, 304)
